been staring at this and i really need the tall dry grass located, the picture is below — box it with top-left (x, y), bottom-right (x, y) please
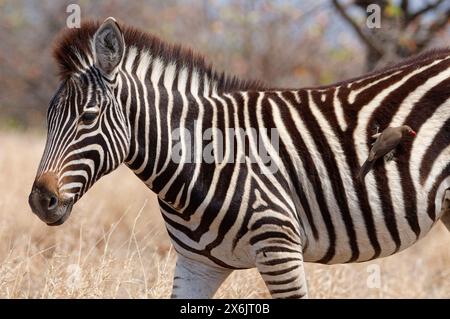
top-left (0, 131), bottom-right (448, 298)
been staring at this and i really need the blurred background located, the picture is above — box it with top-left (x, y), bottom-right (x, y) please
top-left (0, 0), bottom-right (449, 298)
top-left (1, 0), bottom-right (449, 130)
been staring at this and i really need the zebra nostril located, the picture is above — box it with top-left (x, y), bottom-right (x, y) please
top-left (48, 195), bottom-right (58, 211)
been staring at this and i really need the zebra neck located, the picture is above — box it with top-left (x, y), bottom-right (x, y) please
top-left (120, 61), bottom-right (233, 199)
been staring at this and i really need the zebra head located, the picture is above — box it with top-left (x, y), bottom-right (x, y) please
top-left (29, 18), bottom-right (129, 225)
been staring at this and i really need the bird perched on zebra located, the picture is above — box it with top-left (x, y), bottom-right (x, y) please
top-left (358, 125), bottom-right (416, 183)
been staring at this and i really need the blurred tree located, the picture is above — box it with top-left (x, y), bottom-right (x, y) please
top-left (2, 0), bottom-right (448, 129)
top-left (0, 0), bottom-right (360, 128)
top-left (332, 0), bottom-right (450, 70)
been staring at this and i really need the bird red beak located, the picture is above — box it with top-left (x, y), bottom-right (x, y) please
top-left (410, 130), bottom-right (416, 137)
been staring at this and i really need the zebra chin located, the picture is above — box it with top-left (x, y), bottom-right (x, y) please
top-left (45, 201), bottom-right (74, 226)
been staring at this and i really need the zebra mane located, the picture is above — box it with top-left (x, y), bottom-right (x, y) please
top-left (53, 20), bottom-right (265, 93)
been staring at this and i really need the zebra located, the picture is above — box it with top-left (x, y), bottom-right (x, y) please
top-left (28, 18), bottom-right (450, 299)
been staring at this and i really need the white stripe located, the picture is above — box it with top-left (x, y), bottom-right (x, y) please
top-left (333, 87), bottom-right (347, 131)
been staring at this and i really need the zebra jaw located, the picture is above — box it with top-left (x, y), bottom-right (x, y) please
top-left (45, 200), bottom-right (74, 226)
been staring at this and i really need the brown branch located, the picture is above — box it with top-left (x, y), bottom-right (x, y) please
top-left (331, 0), bottom-right (384, 57)
top-left (416, 8), bottom-right (450, 49)
top-left (401, 0), bottom-right (410, 25)
top-left (407, 0), bottom-right (444, 25)
top-left (400, 0), bottom-right (409, 14)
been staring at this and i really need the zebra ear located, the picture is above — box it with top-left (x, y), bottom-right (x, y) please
top-left (93, 17), bottom-right (124, 76)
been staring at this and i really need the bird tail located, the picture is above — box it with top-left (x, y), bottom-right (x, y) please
top-left (358, 159), bottom-right (373, 184)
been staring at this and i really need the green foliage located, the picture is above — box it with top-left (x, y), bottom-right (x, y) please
top-left (384, 2), bottom-right (403, 18)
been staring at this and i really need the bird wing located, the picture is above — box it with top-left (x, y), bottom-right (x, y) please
top-left (370, 129), bottom-right (402, 160)
top-left (368, 148), bottom-right (377, 161)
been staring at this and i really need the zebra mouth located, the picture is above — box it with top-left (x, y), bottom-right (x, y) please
top-left (46, 201), bottom-right (73, 226)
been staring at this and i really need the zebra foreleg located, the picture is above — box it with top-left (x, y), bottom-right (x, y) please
top-left (253, 242), bottom-right (308, 299)
top-left (171, 254), bottom-right (232, 299)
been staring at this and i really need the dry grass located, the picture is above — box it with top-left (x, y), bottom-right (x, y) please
top-left (0, 131), bottom-right (449, 299)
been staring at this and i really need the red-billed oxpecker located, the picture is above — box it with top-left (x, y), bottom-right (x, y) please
top-left (358, 125), bottom-right (416, 183)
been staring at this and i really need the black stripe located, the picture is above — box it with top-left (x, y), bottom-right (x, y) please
top-left (260, 264), bottom-right (300, 276)
top-left (260, 257), bottom-right (301, 266)
top-left (266, 276), bottom-right (298, 285)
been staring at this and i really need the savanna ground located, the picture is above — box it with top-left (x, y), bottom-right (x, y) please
top-left (0, 131), bottom-right (449, 298)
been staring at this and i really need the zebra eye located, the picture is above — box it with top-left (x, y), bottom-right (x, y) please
top-left (80, 111), bottom-right (98, 124)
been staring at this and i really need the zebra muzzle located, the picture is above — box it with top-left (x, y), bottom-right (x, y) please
top-left (28, 172), bottom-right (73, 226)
